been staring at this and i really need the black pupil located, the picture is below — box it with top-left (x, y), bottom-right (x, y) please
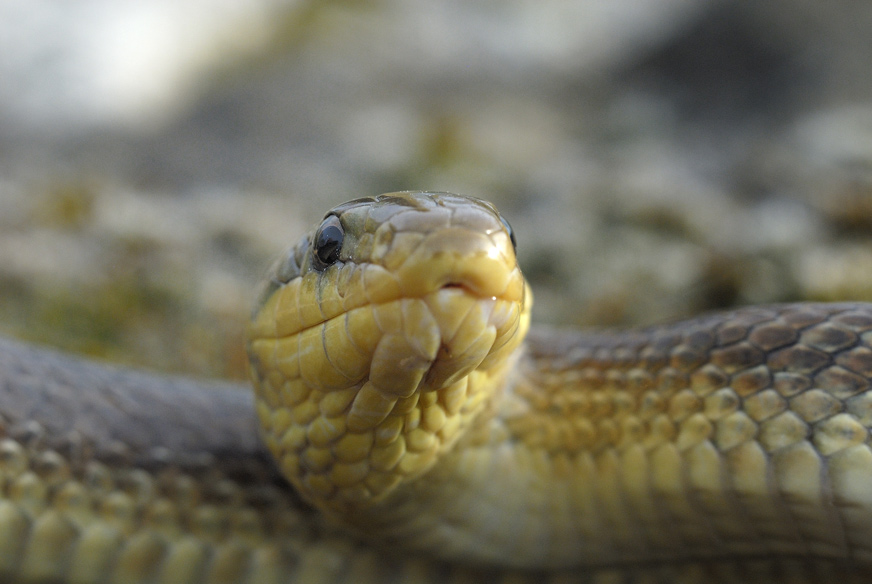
top-left (315, 223), bottom-right (343, 267)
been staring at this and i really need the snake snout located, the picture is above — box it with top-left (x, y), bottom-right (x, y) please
top-left (391, 225), bottom-right (517, 299)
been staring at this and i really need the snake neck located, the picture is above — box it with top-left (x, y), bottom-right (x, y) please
top-left (333, 341), bottom-right (579, 569)
top-left (350, 304), bottom-right (872, 570)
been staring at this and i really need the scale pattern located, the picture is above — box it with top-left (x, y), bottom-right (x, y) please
top-left (503, 303), bottom-right (872, 565)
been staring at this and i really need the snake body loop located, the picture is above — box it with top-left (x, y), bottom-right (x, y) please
top-left (0, 191), bottom-right (871, 583)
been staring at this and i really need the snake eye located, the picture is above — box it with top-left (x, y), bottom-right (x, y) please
top-left (500, 216), bottom-right (517, 252)
top-left (312, 215), bottom-right (344, 270)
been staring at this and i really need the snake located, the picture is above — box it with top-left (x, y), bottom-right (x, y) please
top-left (0, 191), bottom-right (871, 584)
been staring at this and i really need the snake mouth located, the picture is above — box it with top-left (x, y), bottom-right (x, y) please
top-left (247, 277), bottom-right (525, 406)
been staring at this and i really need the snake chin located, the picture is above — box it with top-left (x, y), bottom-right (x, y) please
top-left (418, 286), bottom-right (522, 389)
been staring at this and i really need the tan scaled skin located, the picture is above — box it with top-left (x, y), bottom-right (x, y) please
top-left (248, 192), bottom-right (872, 572)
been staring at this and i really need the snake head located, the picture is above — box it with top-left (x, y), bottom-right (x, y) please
top-left (247, 192), bottom-right (531, 513)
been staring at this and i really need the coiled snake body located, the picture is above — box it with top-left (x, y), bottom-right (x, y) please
top-left (1, 192), bottom-right (871, 583)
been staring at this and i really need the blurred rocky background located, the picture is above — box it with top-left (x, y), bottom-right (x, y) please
top-left (2, 0), bottom-right (872, 380)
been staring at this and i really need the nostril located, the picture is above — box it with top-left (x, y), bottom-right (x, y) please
top-left (442, 282), bottom-right (464, 289)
